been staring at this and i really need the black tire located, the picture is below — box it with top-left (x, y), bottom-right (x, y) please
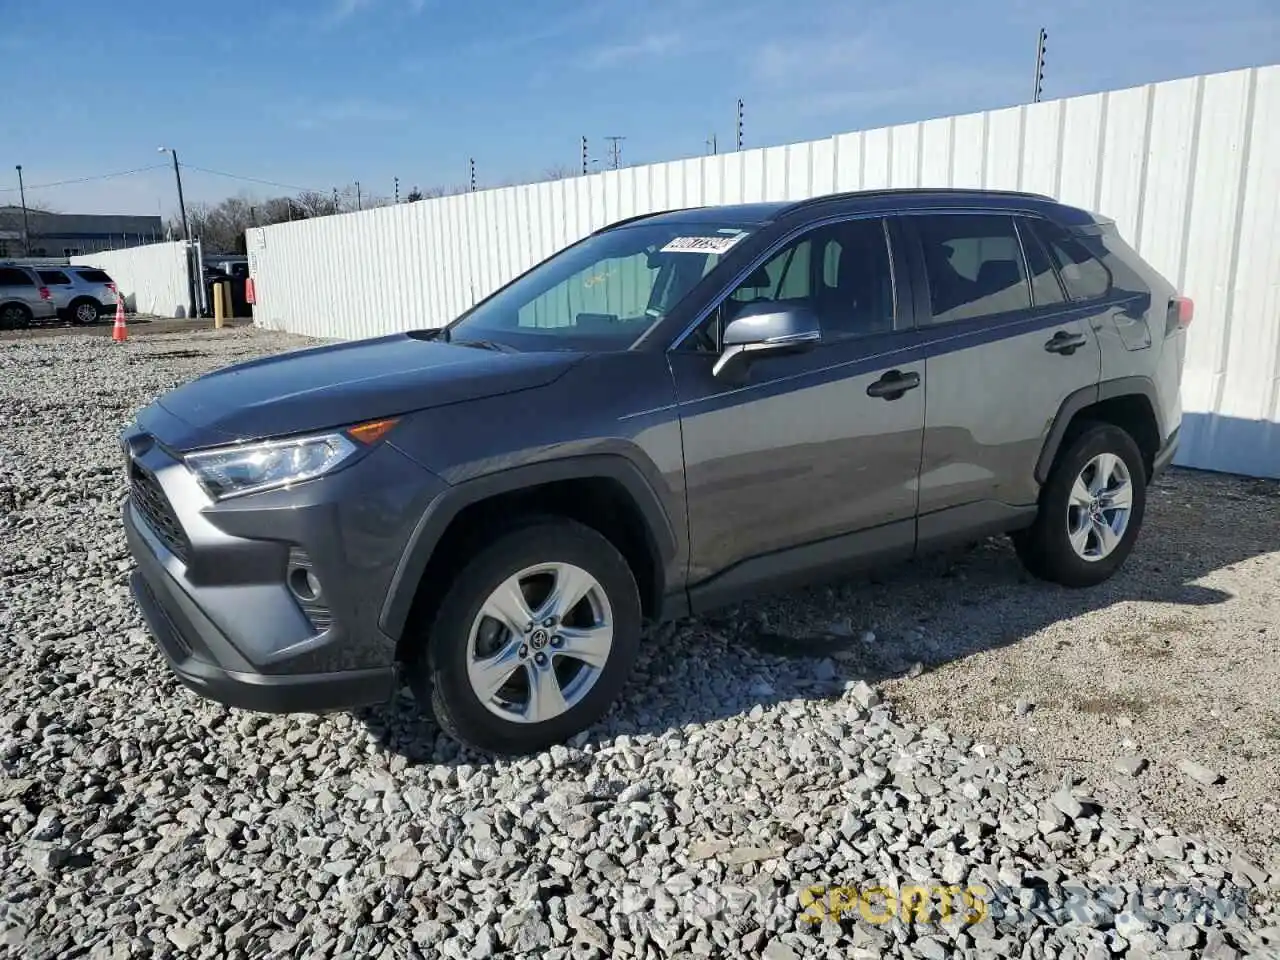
top-left (406, 518), bottom-right (642, 755)
top-left (1013, 421), bottom-right (1148, 587)
top-left (69, 298), bottom-right (102, 325)
top-left (0, 303), bottom-right (32, 330)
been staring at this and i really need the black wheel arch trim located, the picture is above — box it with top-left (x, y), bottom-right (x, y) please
top-left (1035, 376), bottom-right (1164, 485)
top-left (379, 454), bottom-right (680, 641)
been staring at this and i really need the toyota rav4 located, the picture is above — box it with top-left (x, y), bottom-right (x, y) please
top-left (121, 189), bottom-right (1190, 755)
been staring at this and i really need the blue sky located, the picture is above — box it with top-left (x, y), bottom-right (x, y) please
top-left (3, 0), bottom-right (1278, 217)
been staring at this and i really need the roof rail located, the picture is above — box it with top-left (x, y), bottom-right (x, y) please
top-left (782, 186), bottom-right (1058, 212)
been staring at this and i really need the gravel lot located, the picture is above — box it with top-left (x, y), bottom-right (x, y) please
top-left (1, 328), bottom-right (1278, 959)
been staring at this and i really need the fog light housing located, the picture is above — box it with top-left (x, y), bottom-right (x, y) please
top-left (287, 547), bottom-right (332, 632)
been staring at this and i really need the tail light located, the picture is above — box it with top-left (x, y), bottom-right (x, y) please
top-left (38, 287), bottom-right (51, 301)
top-left (1165, 295), bottom-right (1193, 335)
top-left (107, 282), bottom-right (117, 293)
top-left (1173, 296), bottom-right (1194, 327)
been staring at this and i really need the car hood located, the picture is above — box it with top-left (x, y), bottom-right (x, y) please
top-left (151, 332), bottom-right (582, 448)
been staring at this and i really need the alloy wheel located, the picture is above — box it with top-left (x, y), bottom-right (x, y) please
top-left (1066, 452), bottom-right (1133, 561)
top-left (466, 562), bottom-right (614, 724)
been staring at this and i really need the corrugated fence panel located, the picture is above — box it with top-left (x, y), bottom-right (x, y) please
top-left (920, 118), bottom-right (953, 188)
top-left (249, 64), bottom-right (1280, 478)
top-left (952, 114), bottom-right (985, 188)
top-left (71, 241), bottom-right (189, 318)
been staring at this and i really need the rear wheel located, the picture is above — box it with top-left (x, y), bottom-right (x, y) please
top-left (0, 303), bottom-right (32, 330)
top-left (407, 518), bottom-right (642, 755)
top-left (1014, 421), bottom-right (1147, 587)
top-left (69, 298), bottom-right (102, 325)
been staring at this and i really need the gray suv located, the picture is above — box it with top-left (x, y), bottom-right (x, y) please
top-left (121, 189), bottom-right (1189, 755)
top-left (0, 263), bottom-right (58, 328)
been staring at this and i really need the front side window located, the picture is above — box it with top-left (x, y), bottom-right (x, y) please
top-left (689, 218), bottom-right (895, 350)
top-left (915, 214), bottom-right (1032, 323)
top-left (446, 221), bottom-right (757, 351)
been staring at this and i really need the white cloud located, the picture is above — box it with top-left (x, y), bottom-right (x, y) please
top-left (283, 98), bottom-right (410, 130)
top-left (582, 32), bottom-right (685, 69)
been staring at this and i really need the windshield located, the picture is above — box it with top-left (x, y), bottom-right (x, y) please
top-left (444, 220), bottom-right (757, 350)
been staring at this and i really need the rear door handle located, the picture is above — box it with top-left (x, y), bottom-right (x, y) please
top-left (1044, 330), bottom-right (1088, 355)
top-left (866, 369), bottom-right (921, 399)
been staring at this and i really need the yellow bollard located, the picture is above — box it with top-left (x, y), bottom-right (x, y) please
top-left (213, 281), bottom-right (227, 328)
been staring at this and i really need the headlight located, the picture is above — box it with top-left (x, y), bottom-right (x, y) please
top-left (185, 418), bottom-right (398, 500)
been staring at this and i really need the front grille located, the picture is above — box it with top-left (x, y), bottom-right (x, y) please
top-left (129, 462), bottom-right (191, 564)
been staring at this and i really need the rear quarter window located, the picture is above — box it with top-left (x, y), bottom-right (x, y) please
top-left (75, 269), bottom-right (114, 284)
top-left (1030, 221), bottom-right (1112, 301)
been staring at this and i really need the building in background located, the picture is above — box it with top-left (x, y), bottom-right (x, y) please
top-left (0, 206), bottom-right (164, 258)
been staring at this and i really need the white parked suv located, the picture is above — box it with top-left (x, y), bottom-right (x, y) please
top-left (37, 266), bottom-right (120, 325)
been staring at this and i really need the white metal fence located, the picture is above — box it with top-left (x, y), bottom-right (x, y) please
top-left (247, 64), bottom-right (1280, 479)
top-left (71, 242), bottom-right (193, 318)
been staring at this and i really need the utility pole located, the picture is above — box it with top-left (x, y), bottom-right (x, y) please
top-left (735, 99), bottom-right (744, 150)
top-left (581, 136), bottom-right (589, 175)
top-left (157, 148), bottom-right (190, 241)
top-left (157, 146), bottom-right (195, 318)
top-left (469, 158), bottom-right (476, 192)
top-left (604, 136), bottom-right (625, 170)
top-left (394, 176), bottom-right (400, 203)
top-left (14, 165), bottom-right (30, 257)
top-left (332, 187), bottom-right (339, 213)
top-left (706, 133), bottom-right (717, 155)
top-left (1032, 27), bottom-right (1048, 103)
top-left (355, 181), bottom-right (362, 211)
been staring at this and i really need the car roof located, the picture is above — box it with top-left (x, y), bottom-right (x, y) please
top-left (603, 187), bottom-right (1103, 232)
top-left (610, 202), bottom-right (793, 228)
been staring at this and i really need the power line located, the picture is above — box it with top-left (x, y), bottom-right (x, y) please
top-left (177, 163), bottom-right (327, 194)
top-left (0, 163), bottom-right (168, 193)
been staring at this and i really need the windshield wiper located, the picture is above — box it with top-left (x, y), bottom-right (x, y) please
top-left (452, 338), bottom-right (516, 353)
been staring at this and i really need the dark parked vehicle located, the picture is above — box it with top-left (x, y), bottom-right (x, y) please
top-left (121, 189), bottom-right (1190, 754)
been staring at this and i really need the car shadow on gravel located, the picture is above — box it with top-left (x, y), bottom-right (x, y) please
top-left (357, 467), bottom-right (1275, 765)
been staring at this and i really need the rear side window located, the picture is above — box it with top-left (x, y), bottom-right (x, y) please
top-left (0, 268), bottom-right (35, 287)
top-left (39, 271), bottom-right (72, 285)
top-left (1030, 221), bottom-right (1112, 301)
top-left (1015, 219), bottom-right (1066, 307)
top-left (914, 214), bottom-right (1031, 323)
top-left (75, 269), bottom-right (113, 284)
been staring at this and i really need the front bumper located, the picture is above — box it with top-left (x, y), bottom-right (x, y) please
top-left (120, 409), bottom-right (449, 713)
top-left (125, 502), bottom-right (399, 712)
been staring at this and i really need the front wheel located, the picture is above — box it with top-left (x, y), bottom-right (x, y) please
top-left (407, 518), bottom-right (642, 755)
top-left (1014, 422), bottom-right (1148, 587)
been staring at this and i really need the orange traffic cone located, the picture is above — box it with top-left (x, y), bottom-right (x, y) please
top-left (112, 298), bottom-right (127, 342)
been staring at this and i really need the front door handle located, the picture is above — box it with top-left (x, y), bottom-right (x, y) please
top-left (1044, 330), bottom-right (1088, 355)
top-left (866, 369), bottom-right (921, 400)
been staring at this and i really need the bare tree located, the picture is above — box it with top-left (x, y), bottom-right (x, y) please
top-left (541, 164), bottom-right (578, 181)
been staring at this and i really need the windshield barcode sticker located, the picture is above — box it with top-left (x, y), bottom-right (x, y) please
top-left (660, 235), bottom-right (745, 255)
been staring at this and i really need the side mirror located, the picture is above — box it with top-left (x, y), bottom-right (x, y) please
top-left (713, 301), bottom-right (821, 379)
